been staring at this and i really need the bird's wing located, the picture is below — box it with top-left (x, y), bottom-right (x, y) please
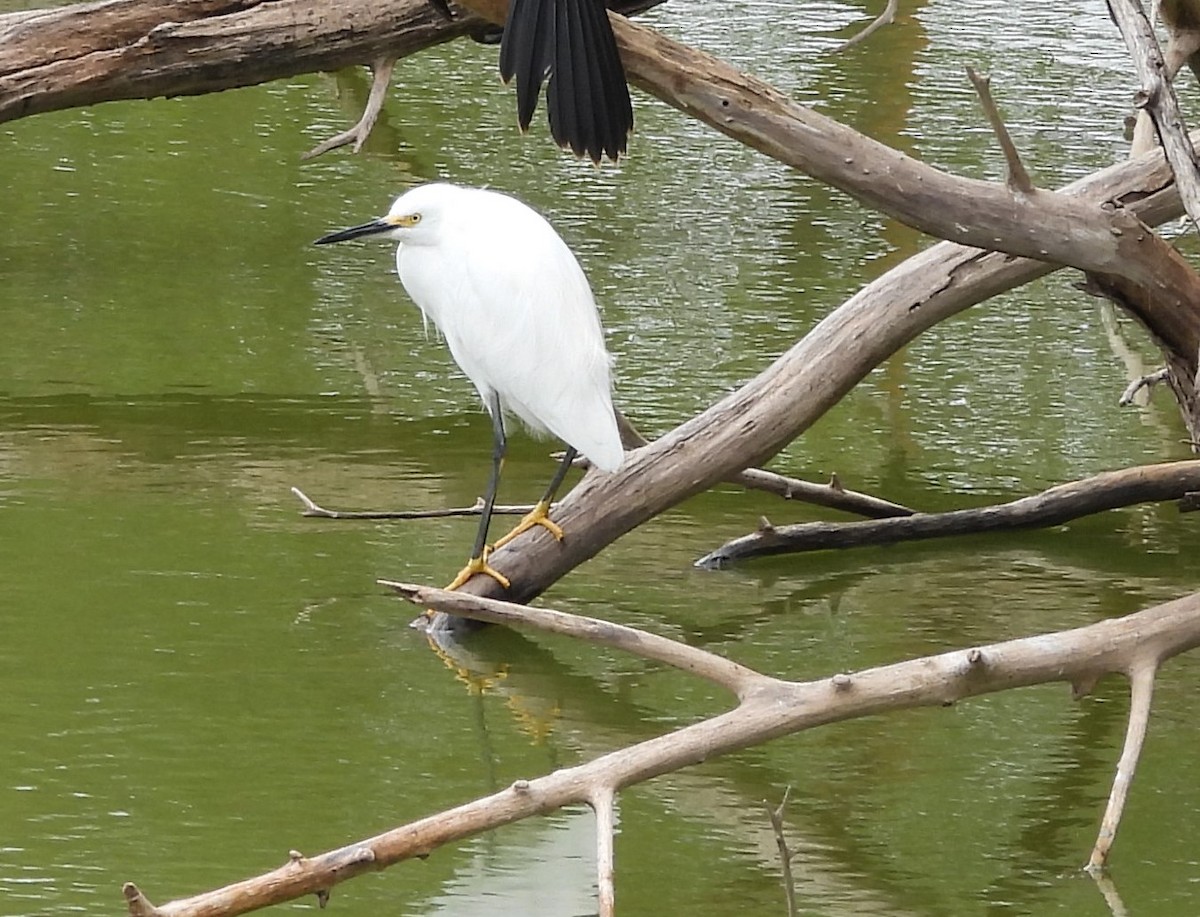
top-left (433, 212), bottom-right (622, 471)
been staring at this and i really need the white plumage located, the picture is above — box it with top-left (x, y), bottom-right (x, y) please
top-left (389, 183), bottom-right (622, 471)
top-left (316, 182), bottom-right (622, 590)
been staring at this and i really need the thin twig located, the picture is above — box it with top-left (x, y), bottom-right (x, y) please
top-left (303, 56), bottom-right (397, 159)
top-left (1118, 367), bottom-right (1170, 405)
top-left (616, 410), bottom-right (913, 519)
top-left (1087, 659), bottom-right (1156, 872)
top-left (290, 487), bottom-right (536, 520)
top-left (966, 66), bottom-right (1034, 193)
top-left (764, 788), bottom-right (798, 917)
top-left (734, 467), bottom-right (913, 518)
top-left (832, 0), bottom-right (897, 52)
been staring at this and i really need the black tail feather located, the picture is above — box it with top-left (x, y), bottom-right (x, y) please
top-left (500, 0), bottom-right (557, 132)
top-left (500, 0), bottom-right (633, 161)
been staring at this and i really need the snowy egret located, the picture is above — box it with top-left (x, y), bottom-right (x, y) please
top-left (315, 182), bottom-right (623, 590)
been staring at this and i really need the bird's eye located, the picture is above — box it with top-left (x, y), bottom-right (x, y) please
top-left (408, 213), bottom-right (422, 225)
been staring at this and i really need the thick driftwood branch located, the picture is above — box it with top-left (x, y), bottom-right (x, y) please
top-left (126, 589), bottom-right (1200, 916)
top-left (0, 0), bottom-right (472, 122)
top-left (694, 460), bottom-right (1200, 568)
top-left (423, 139), bottom-right (1193, 633)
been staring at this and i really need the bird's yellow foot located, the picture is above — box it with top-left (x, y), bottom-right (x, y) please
top-left (444, 551), bottom-right (511, 591)
top-left (492, 500), bottom-right (563, 549)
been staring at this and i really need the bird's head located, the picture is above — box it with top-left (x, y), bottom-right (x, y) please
top-left (315, 183), bottom-right (457, 247)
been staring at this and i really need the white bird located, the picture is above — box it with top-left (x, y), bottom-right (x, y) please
top-left (316, 182), bottom-right (623, 591)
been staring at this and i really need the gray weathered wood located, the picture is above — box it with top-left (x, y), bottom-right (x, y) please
top-left (695, 460), bottom-right (1200, 568)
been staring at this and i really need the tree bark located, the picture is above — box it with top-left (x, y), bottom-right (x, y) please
top-left (0, 0), bottom-right (469, 122)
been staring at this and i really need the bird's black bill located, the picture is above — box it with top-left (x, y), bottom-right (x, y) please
top-left (314, 219), bottom-right (392, 245)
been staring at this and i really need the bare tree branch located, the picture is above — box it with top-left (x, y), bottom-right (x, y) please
top-left (0, 0), bottom-right (470, 122)
top-left (1087, 659), bottom-right (1156, 872)
top-left (122, 589), bottom-right (1200, 916)
top-left (966, 66), bottom-right (1035, 193)
top-left (731, 468), bottom-right (914, 518)
top-left (1109, 0), bottom-right (1200, 229)
top-left (301, 55), bottom-right (396, 158)
top-left (389, 582), bottom-right (768, 698)
top-left (832, 0), bottom-right (898, 52)
top-left (695, 460), bottom-right (1200, 568)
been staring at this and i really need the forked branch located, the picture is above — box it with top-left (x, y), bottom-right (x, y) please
top-left (123, 588), bottom-right (1200, 916)
top-left (302, 56), bottom-right (397, 159)
top-left (1109, 0), bottom-right (1200, 227)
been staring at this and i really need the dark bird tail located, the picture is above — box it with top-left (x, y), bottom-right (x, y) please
top-left (499, 0), bottom-right (634, 162)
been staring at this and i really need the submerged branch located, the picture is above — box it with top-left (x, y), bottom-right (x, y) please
top-left (1087, 659), bottom-right (1156, 872)
top-left (966, 66), bottom-right (1034, 193)
top-left (388, 582), bottom-right (767, 698)
top-left (695, 460), bottom-right (1200, 568)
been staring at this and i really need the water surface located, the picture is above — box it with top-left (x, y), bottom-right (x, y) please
top-left (3, 1), bottom-right (1199, 915)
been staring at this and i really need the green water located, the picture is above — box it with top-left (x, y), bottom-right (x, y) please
top-left (3, 1), bottom-right (1200, 914)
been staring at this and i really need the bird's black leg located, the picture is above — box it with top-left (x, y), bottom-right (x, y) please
top-left (539, 446), bottom-right (578, 508)
top-left (492, 446), bottom-right (577, 549)
top-left (445, 392), bottom-right (513, 591)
